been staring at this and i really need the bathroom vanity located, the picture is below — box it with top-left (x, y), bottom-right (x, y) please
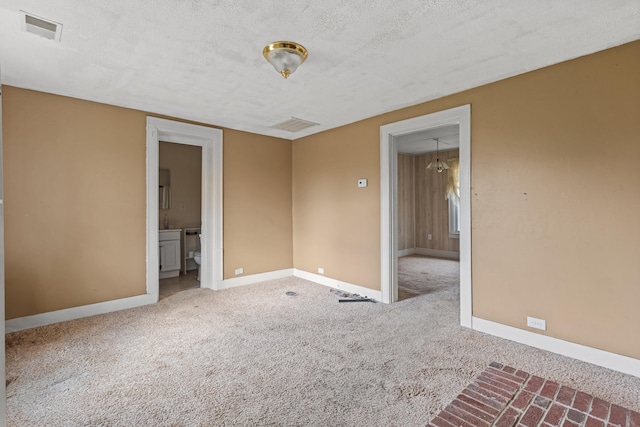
top-left (159, 229), bottom-right (181, 278)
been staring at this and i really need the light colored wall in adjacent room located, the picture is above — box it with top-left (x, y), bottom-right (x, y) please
top-left (158, 142), bottom-right (202, 230)
top-left (398, 149), bottom-right (460, 253)
top-left (3, 87), bottom-right (293, 318)
top-left (414, 149), bottom-right (460, 252)
top-left (397, 154), bottom-right (414, 251)
top-left (292, 41), bottom-right (640, 359)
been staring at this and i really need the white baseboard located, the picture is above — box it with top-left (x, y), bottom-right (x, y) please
top-left (5, 268), bottom-right (294, 333)
top-left (5, 293), bottom-right (158, 333)
top-left (397, 248), bottom-right (416, 257)
top-left (472, 317), bottom-right (640, 378)
top-left (218, 268), bottom-right (293, 290)
top-left (415, 247), bottom-right (460, 260)
top-left (293, 269), bottom-right (382, 301)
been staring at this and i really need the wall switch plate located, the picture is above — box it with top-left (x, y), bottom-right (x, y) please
top-left (527, 316), bottom-right (546, 330)
top-left (427, 234), bottom-right (432, 240)
top-left (235, 267), bottom-right (244, 276)
top-left (357, 179), bottom-right (367, 188)
top-left (318, 267), bottom-right (324, 275)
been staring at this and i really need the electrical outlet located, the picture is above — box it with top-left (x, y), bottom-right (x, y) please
top-left (235, 267), bottom-right (244, 276)
top-left (427, 234), bottom-right (432, 240)
top-left (527, 316), bottom-right (546, 330)
top-left (318, 267), bottom-right (324, 275)
top-left (357, 179), bottom-right (367, 188)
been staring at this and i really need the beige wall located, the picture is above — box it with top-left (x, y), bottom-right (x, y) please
top-left (3, 87), bottom-right (293, 318)
top-left (223, 129), bottom-right (292, 279)
top-left (3, 88), bottom-right (147, 319)
top-left (159, 142), bottom-right (202, 230)
top-left (293, 41), bottom-right (640, 359)
top-left (4, 40), bottom-right (639, 360)
top-left (414, 149), bottom-right (460, 252)
top-left (397, 154), bottom-right (414, 251)
top-left (292, 123), bottom-right (381, 289)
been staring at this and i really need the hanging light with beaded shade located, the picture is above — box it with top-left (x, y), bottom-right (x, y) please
top-left (426, 138), bottom-right (450, 173)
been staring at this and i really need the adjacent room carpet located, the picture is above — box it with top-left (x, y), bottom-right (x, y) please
top-left (6, 258), bottom-right (640, 426)
top-left (398, 255), bottom-right (459, 301)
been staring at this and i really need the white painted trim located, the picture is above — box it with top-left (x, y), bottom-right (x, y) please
top-left (412, 155), bottom-right (416, 248)
top-left (397, 248), bottom-right (416, 257)
top-left (146, 117), bottom-right (223, 296)
top-left (5, 294), bottom-right (156, 333)
top-left (146, 122), bottom-right (160, 301)
top-left (458, 106), bottom-right (472, 328)
top-left (414, 248), bottom-right (460, 260)
top-left (0, 67), bottom-right (7, 427)
top-left (218, 269), bottom-right (294, 290)
top-left (293, 269), bottom-right (383, 301)
top-left (380, 105), bottom-right (472, 327)
top-left (5, 267), bottom-right (378, 332)
top-left (472, 317), bottom-right (640, 378)
top-left (380, 123), bottom-right (397, 303)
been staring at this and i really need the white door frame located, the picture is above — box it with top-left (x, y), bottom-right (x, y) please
top-left (380, 104), bottom-right (472, 328)
top-left (146, 117), bottom-right (223, 297)
top-left (1, 67), bottom-right (7, 427)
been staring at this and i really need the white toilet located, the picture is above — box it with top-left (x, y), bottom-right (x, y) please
top-left (193, 234), bottom-right (202, 281)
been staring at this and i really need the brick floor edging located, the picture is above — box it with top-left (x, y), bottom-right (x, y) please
top-left (427, 362), bottom-right (640, 427)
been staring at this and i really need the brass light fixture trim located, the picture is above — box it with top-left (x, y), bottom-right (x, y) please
top-left (263, 41), bottom-right (308, 79)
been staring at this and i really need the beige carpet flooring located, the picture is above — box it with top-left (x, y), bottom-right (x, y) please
top-left (398, 255), bottom-right (459, 301)
top-left (6, 258), bottom-right (640, 426)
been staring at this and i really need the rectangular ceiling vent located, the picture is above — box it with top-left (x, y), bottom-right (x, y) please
top-left (20, 11), bottom-right (63, 42)
top-left (270, 117), bottom-right (319, 133)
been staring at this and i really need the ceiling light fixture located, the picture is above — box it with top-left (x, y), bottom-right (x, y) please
top-left (426, 138), bottom-right (450, 173)
top-left (263, 41), bottom-right (308, 79)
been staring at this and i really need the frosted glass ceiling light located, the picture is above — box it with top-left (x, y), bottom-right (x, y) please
top-left (263, 41), bottom-right (308, 79)
top-left (426, 138), bottom-right (450, 173)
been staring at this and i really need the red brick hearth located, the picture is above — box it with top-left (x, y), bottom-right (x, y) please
top-left (428, 362), bottom-right (639, 427)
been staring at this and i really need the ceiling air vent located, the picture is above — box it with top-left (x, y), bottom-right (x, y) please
top-left (270, 117), bottom-right (319, 133)
top-left (20, 11), bottom-right (63, 42)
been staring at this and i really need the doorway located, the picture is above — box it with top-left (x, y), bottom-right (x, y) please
top-left (380, 105), bottom-right (472, 327)
top-left (146, 117), bottom-right (223, 301)
top-left (396, 127), bottom-right (460, 301)
top-left (158, 141), bottom-right (203, 299)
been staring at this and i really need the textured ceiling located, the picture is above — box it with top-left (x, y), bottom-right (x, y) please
top-left (397, 125), bottom-right (459, 155)
top-left (0, 0), bottom-right (638, 140)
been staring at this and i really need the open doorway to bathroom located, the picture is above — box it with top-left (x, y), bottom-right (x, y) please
top-left (158, 141), bottom-right (203, 299)
top-left (146, 117), bottom-right (223, 299)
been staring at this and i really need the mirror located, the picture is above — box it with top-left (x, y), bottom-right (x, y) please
top-left (159, 169), bottom-right (171, 210)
